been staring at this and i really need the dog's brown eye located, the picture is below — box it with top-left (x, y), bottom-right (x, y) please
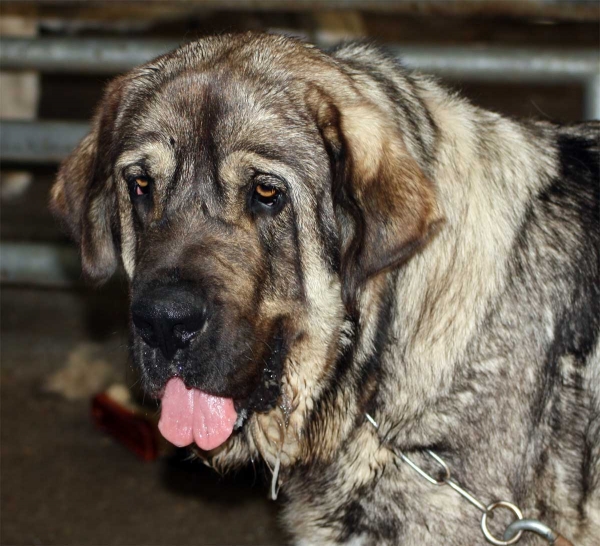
top-left (249, 179), bottom-right (286, 216)
top-left (255, 184), bottom-right (277, 200)
top-left (133, 176), bottom-right (151, 197)
top-left (253, 183), bottom-right (281, 207)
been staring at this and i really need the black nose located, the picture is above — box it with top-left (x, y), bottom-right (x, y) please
top-left (131, 285), bottom-right (208, 360)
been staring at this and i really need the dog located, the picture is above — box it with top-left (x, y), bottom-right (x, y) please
top-left (50, 33), bottom-right (599, 545)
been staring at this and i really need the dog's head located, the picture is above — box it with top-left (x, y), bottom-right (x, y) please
top-left (51, 34), bottom-right (440, 464)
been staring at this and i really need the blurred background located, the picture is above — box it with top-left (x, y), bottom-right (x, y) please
top-left (1, 1), bottom-right (599, 545)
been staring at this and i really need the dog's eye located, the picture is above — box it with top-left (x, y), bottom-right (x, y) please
top-left (129, 176), bottom-right (152, 198)
top-left (135, 177), bottom-right (150, 196)
top-left (255, 184), bottom-right (278, 203)
top-left (250, 182), bottom-right (286, 215)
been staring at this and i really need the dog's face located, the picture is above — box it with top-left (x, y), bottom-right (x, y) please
top-left (51, 34), bottom-right (440, 463)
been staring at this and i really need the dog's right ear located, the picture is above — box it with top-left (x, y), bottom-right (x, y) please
top-left (50, 77), bottom-right (126, 284)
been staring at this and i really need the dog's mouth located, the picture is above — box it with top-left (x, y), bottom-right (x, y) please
top-left (155, 330), bottom-right (286, 452)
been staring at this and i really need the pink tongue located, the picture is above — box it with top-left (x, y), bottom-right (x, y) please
top-left (158, 377), bottom-right (237, 451)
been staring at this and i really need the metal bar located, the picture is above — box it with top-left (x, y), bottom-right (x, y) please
top-left (0, 37), bottom-right (178, 74)
top-left (1, 37), bottom-right (598, 83)
top-left (2, 0), bottom-right (599, 20)
top-left (394, 46), bottom-right (600, 84)
top-left (0, 241), bottom-right (82, 286)
top-left (585, 75), bottom-right (600, 120)
top-left (0, 120), bottom-right (89, 163)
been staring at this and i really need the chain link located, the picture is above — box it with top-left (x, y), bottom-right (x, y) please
top-left (365, 413), bottom-right (572, 545)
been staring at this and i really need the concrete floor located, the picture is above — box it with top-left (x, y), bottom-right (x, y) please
top-left (1, 286), bottom-right (285, 546)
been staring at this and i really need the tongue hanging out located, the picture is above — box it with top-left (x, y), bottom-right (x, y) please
top-left (158, 377), bottom-right (237, 451)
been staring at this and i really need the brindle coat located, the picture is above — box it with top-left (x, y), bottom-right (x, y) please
top-left (51, 33), bottom-right (600, 545)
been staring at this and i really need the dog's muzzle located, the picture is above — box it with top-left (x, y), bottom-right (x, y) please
top-left (131, 283), bottom-right (240, 451)
top-left (130, 281), bottom-right (285, 452)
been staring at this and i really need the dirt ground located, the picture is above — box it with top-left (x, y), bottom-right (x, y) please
top-left (0, 286), bottom-right (285, 546)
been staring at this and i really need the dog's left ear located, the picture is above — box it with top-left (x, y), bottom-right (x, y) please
top-left (311, 89), bottom-right (443, 305)
top-left (50, 77), bottom-right (126, 284)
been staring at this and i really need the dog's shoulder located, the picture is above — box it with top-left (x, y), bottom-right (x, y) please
top-left (531, 120), bottom-right (599, 248)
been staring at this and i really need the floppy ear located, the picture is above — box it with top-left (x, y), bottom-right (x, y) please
top-left (50, 78), bottom-right (125, 284)
top-left (312, 91), bottom-right (442, 307)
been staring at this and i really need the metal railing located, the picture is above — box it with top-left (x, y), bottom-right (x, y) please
top-left (2, 37), bottom-right (598, 82)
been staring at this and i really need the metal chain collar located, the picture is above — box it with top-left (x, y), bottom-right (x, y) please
top-left (365, 413), bottom-right (575, 546)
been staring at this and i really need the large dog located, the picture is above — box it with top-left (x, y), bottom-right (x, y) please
top-left (51, 33), bottom-right (599, 545)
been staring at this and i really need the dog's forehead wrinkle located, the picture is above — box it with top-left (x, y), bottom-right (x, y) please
top-left (145, 65), bottom-right (306, 139)
top-left (120, 73), bottom-right (328, 207)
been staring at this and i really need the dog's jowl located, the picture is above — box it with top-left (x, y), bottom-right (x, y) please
top-left (51, 33), bottom-right (599, 545)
